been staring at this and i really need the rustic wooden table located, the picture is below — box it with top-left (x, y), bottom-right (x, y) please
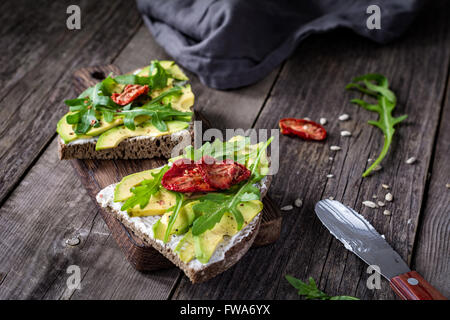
top-left (0, 0), bottom-right (448, 300)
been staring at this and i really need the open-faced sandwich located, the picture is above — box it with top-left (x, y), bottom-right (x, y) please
top-left (96, 135), bottom-right (273, 283)
top-left (57, 60), bottom-right (194, 159)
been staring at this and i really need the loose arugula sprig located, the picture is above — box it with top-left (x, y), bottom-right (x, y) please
top-left (285, 275), bottom-right (359, 300)
top-left (191, 137), bottom-right (273, 236)
top-left (121, 166), bottom-right (169, 212)
top-left (346, 73), bottom-right (407, 177)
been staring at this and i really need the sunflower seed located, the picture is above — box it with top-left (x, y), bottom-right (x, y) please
top-left (381, 184), bottom-right (390, 189)
top-left (330, 145), bottom-right (341, 151)
top-left (372, 194), bottom-right (377, 199)
top-left (326, 174), bottom-right (334, 178)
top-left (281, 205), bottom-right (294, 211)
top-left (319, 118), bottom-right (327, 125)
top-left (377, 201), bottom-right (385, 207)
top-left (362, 200), bottom-right (378, 208)
top-left (328, 196), bottom-right (334, 200)
top-left (383, 210), bottom-right (391, 216)
top-left (385, 193), bottom-right (393, 202)
top-left (338, 114), bottom-right (350, 121)
top-left (368, 158), bottom-right (373, 162)
top-left (304, 117), bottom-right (311, 121)
top-left (340, 130), bottom-right (352, 137)
top-left (294, 198), bottom-right (303, 208)
top-left (329, 157), bottom-right (334, 161)
top-left (65, 237), bottom-right (80, 246)
top-left (446, 183), bottom-right (450, 189)
top-left (373, 164), bottom-right (382, 171)
top-left (406, 157), bottom-right (417, 164)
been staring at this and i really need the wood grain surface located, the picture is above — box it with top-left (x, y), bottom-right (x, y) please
top-left (0, 0), bottom-right (449, 300)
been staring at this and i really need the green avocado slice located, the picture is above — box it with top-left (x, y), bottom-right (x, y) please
top-left (153, 201), bottom-right (199, 241)
top-left (57, 113), bottom-right (90, 143)
top-left (175, 200), bottom-right (263, 264)
top-left (95, 120), bottom-right (189, 151)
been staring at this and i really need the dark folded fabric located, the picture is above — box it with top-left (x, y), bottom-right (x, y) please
top-left (137, 0), bottom-right (422, 89)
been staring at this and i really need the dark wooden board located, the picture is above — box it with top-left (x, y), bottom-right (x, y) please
top-left (172, 1), bottom-right (450, 300)
top-left (70, 64), bottom-right (282, 272)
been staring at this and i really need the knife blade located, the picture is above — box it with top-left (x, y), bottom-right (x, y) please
top-left (314, 199), bottom-right (447, 300)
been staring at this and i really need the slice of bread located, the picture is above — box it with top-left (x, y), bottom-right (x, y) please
top-left (96, 174), bottom-right (272, 283)
top-left (58, 122), bottom-right (193, 160)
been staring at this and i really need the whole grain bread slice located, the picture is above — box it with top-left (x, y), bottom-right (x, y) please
top-left (96, 174), bottom-right (272, 283)
top-left (59, 120), bottom-right (194, 160)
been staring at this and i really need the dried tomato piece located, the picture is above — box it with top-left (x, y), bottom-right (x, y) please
top-left (111, 84), bottom-right (149, 106)
top-left (161, 159), bottom-right (215, 193)
top-left (279, 118), bottom-right (327, 141)
top-left (197, 156), bottom-right (251, 190)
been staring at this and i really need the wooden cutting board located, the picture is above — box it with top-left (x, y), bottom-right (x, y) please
top-left (69, 65), bottom-right (282, 271)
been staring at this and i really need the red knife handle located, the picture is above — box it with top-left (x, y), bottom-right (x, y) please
top-left (390, 271), bottom-right (447, 300)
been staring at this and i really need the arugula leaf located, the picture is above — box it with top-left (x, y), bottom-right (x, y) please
top-left (191, 137), bottom-right (273, 236)
top-left (346, 73), bottom-right (407, 177)
top-left (285, 275), bottom-right (359, 300)
top-left (149, 60), bottom-right (170, 90)
top-left (119, 102), bottom-right (192, 131)
top-left (164, 192), bottom-right (184, 243)
top-left (121, 166), bottom-right (169, 212)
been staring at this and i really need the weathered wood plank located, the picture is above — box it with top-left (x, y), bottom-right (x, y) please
top-left (172, 1), bottom-right (450, 299)
top-left (412, 77), bottom-right (450, 298)
top-left (0, 0), bottom-right (142, 205)
top-left (0, 25), bottom-right (279, 299)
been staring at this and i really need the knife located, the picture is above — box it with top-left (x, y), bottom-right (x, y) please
top-left (315, 199), bottom-right (447, 300)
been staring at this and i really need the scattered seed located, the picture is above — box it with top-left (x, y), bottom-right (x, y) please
top-left (326, 174), bottom-right (334, 178)
top-left (303, 117), bottom-right (311, 121)
top-left (338, 114), bottom-right (350, 121)
top-left (328, 196), bottom-right (334, 200)
top-left (368, 158), bottom-right (373, 162)
top-left (407, 218), bottom-right (412, 224)
top-left (65, 237), bottom-right (80, 246)
top-left (294, 198), bottom-right (303, 208)
top-left (372, 195), bottom-right (377, 199)
top-left (377, 201), bottom-right (385, 207)
top-left (381, 184), bottom-right (390, 189)
top-left (373, 164), bottom-right (382, 171)
top-left (329, 157), bottom-right (334, 161)
top-left (385, 193), bottom-right (393, 202)
top-left (281, 205), bottom-right (294, 211)
top-left (406, 157), bottom-right (417, 164)
top-left (320, 118), bottom-right (327, 125)
top-left (381, 234), bottom-right (386, 239)
top-left (340, 130), bottom-right (352, 137)
top-left (446, 183), bottom-right (450, 189)
top-left (383, 210), bottom-right (391, 216)
top-left (330, 145), bottom-right (341, 151)
top-left (362, 200), bottom-right (378, 208)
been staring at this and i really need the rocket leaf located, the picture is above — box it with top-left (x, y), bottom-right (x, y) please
top-left (346, 73), bottom-right (407, 177)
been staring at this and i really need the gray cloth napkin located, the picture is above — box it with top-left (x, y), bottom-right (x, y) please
top-left (137, 0), bottom-right (423, 89)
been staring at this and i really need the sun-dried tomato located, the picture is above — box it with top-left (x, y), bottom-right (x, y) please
top-left (279, 118), bottom-right (327, 141)
top-left (111, 84), bottom-right (149, 106)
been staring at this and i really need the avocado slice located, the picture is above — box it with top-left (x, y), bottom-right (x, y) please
top-left (153, 201), bottom-right (199, 241)
top-left (175, 200), bottom-right (263, 264)
top-left (171, 85), bottom-right (194, 112)
top-left (57, 113), bottom-right (90, 143)
top-left (137, 61), bottom-right (189, 81)
top-left (128, 189), bottom-right (177, 217)
top-left (85, 116), bottom-right (124, 136)
top-left (114, 168), bottom-right (162, 202)
top-left (95, 120), bottom-right (189, 151)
